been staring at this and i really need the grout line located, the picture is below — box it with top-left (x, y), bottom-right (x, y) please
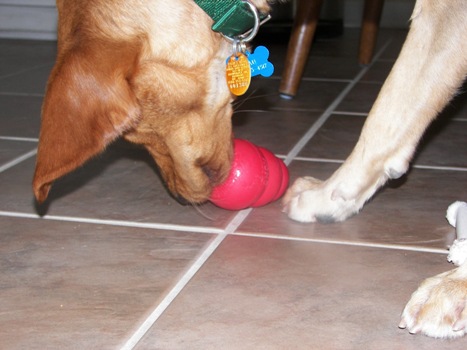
top-left (232, 231), bottom-right (448, 255)
top-left (0, 208), bottom-right (452, 257)
top-left (269, 76), bottom-right (353, 83)
top-left (333, 110), bottom-right (368, 116)
top-left (300, 77), bottom-right (353, 83)
top-left (289, 156), bottom-right (467, 172)
top-left (270, 107), bottom-right (325, 113)
top-left (0, 210), bottom-right (225, 235)
top-left (413, 164), bottom-right (467, 172)
top-left (0, 148), bottom-right (37, 173)
top-left (120, 209), bottom-right (252, 350)
top-left (309, 111), bottom-right (467, 120)
top-left (283, 39), bottom-right (392, 166)
top-left (293, 156), bottom-right (344, 164)
top-left (0, 63), bottom-right (52, 80)
top-left (0, 91), bottom-right (44, 97)
top-left (0, 136), bottom-right (39, 142)
top-left (1, 209), bottom-right (452, 257)
top-left (233, 109), bottom-right (270, 114)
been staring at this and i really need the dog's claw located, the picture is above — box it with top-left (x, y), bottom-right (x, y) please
top-left (398, 319), bottom-right (407, 329)
top-left (408, 325), bottom-right (421, 335)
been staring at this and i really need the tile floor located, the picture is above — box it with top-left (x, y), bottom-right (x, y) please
top-left (0, 28), bottom-right (466, 349)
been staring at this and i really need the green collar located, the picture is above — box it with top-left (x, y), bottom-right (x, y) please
top-left (194, 0), bottom-right (265, 38)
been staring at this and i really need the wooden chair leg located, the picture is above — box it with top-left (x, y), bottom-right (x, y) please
top-left (279, 0), bottom-right (324, 98)
top-left (358, 0), bottom-right (385, 65)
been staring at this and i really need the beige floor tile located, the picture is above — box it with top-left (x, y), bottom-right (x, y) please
top-left (136, 235), bottom-right (465, 350)
top-left (0, 94), bottom-right (43, 138)
top-left (0, 216), bottom-right (213, 349)
top-left (0, 140), bottom-right (36, 165)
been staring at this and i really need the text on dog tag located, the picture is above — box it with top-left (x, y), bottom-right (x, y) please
top-left (226, 53), bottom-right (251, 96)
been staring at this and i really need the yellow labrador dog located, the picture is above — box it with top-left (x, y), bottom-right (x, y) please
top-left (32, 0), bottom-right (271, 205)
top-left (284, 0), bottom-right (467, 339)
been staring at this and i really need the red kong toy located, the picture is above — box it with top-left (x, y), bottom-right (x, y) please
top-left (210, 139), bottom-right (289, 210)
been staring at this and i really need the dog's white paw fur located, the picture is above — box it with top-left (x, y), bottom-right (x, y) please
top-left (399, 262), bottom-right (467, 339)
top-left (282, 176), bottom-right (365, 223)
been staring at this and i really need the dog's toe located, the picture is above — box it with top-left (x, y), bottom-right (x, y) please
top-left (400, 265), bottom-right (467, 339)
top-left (283, 176), bottom-right (362, 223)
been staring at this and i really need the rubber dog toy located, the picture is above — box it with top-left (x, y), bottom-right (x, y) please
top-left (210, 139), bottom-right (289, 210)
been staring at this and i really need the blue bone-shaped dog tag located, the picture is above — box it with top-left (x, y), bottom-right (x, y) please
top-left (246, 46), bottom-right (274, 77)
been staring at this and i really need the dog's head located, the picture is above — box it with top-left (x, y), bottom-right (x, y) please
top-left (33, 0), bottom-right (273, 205)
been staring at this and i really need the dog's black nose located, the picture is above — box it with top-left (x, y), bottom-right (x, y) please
top-left (175, 195), bottom-right (191, 206)
top-left (202, 165), bottom-right (222, 185)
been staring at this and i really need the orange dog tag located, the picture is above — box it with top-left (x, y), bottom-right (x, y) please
top-left (226, 53), bottom-right (251, 96)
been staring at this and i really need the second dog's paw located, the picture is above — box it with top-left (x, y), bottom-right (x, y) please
top-left (399, 266), bottom-right (467, 339)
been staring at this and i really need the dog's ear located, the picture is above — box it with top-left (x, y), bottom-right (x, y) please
top-left (33, 42), bottom-right (141, 203)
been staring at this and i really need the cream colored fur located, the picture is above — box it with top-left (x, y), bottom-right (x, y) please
top-left (283, 0), bottom-right (467, 339)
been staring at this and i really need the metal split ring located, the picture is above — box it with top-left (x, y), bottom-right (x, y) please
top-left (232, 39), bottom-right (247, 55)
top-left (222, 0), bottom-right (270, 43)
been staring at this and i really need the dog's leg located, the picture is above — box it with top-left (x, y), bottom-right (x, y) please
top-left (399, 260), bottom-right (467, 338)
top-left (283, 0), bottom-right (467, 223)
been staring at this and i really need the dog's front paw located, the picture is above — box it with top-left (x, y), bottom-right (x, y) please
top-left (282, 176), bottom-right (360, 223)
top-left (282, 177), bottom-right (325, 222)
top-left (399, 265), bottom-right (467, 339)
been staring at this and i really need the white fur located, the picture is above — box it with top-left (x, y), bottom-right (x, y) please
top-left (284, 0), bottom-right (467, 224)
top-left (283, 0), bottom-right (467, 339)
top-left (399, 262), bottom-right (467, 338)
